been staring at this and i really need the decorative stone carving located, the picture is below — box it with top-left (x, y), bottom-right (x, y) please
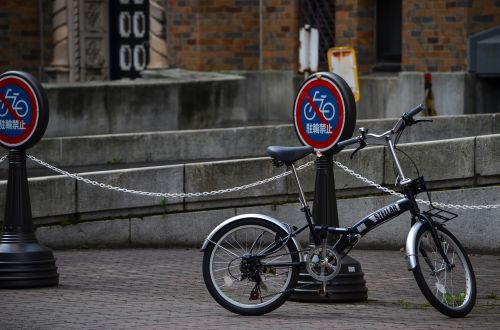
top-left (80, 0), bottom-right (108, 80)
top-left (70, 0), bottom-right (81, 81)
top-left (84, 1), bottom-right (102, 30)
top-left (47, 0), bottom-right (109, 82)
top-left (85, 38), bottom-right (105, 66)
top-left (48, 0), bottom-right (170, 81)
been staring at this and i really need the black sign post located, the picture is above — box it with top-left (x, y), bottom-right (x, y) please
top-left (291, 72), bottom-right (367, 302)
top-left (0, 71), bottom-right (58, 288)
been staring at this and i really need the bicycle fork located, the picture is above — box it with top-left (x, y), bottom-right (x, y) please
top-left (405, 215), bottom-right (453, 272)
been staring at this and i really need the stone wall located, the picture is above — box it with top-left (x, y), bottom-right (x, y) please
top-left (0, 133), bottom-right (497, 251)
top-left (21, 113), bottom-right (499, 178)
top-left (39, 71), bottom-right (498, 138)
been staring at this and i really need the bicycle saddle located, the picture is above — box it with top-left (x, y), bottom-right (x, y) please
top-left (266, 146), bottom-right (314, 165)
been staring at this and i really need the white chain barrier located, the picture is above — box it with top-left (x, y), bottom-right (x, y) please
top-left (25, 154), bottom-right (314, 198)
top-left (332, 160), bottom-right (500, 210)
top-left (0, 154), bottom-right (497, 210)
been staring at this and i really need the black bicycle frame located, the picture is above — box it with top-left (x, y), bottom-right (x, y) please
top-left (260, 198), bottom-right (413, 268)
top-left (260, 110), bottom-right (456, 271)
top-left (332, 198), bottom-right (412, 254)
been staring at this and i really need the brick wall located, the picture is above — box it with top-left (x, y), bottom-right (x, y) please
top-left (0, 0), bottom-right (52, 80)
top-left (262, 0), bottom-right (298, 70)
top-left (336, 0), bottom-right (500, 73)
top-left (166, 0), bottom-right (298, 71)
top-left (403, 0), bottom-right (500, 72)
top-left (335, 0), bottom-right (375, 73)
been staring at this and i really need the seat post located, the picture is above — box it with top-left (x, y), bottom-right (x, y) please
top-left (290, 164), bottom-right (308, 208)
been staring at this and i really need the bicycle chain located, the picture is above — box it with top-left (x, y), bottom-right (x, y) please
top-left (0, 154), bottom-right (497, 210)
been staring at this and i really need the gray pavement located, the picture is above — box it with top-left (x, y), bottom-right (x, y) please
top-left (0, 248), bottom-right (499, 329)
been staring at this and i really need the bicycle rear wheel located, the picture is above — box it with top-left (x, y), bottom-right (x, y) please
top-left (202, 218), bottom-right (300, 315)
top-left (412, 225), bottom-right (476, 317)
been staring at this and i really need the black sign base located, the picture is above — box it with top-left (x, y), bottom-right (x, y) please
top-left (0, 235), bottom-right (59, 288)
top-left (291, 153), bottom-right (367, 302)
top-left (0, 150), bottom-right (58, 288)
top-left (290, 255), bottom-right (367, 302)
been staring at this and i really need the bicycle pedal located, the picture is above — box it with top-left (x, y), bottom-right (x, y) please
top-left (319, 288), bottom-right (329, 297)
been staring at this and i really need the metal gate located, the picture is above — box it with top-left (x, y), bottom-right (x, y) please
top-left (109, 0), bottom-right (150, 79)
top-left (299, 0), bottom-right (336, 71)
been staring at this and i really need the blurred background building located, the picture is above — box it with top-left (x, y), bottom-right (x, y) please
top-left (1, 0), bottom-right (499, 115)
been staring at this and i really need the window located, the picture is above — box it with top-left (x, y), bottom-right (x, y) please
top-left (299, 0), bottom-right (336, 71)
top-left (374, 0), bottom-right (401, 72)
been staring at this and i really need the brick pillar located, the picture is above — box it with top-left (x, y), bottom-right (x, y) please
top-left (46, 0), bottom-right (71, 82)
top-left (47, 0), bottom-right (108, 82)
top-left (335, 0), bottom-right (375, 73)
top-left (403, 0), bottom-right (500, 72)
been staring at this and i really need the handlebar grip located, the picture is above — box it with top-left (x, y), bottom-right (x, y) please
top-left (405, 104), bottom-right (425, 118)
top-left (336, 136), bottom-right (360, 149)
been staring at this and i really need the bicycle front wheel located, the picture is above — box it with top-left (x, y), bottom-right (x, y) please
top-left (202, 218), bottom-right (300, 315)
top-left (412, 225), bottom-right (476, 317)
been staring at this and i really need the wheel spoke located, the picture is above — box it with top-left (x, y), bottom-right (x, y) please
top-left (213, 264), bottom-right (239, 272)
top-left (204, 221), bottom-right (298, 314)
top-left (414, 227), bottom-right (475, 316)
top-left (215, 243), bottom-right (240, 259)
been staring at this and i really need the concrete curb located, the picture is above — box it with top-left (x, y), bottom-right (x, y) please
top-left (35, 185), bottom-right (500, 253)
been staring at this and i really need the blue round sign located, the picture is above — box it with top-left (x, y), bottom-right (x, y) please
top-left (293, 73), bottom-right (356, 153)
top-left (0, 71), bottom-right (48, 149)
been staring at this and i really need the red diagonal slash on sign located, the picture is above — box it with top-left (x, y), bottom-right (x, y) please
top-left (305, 95), bottom-right (329, 127)
top-left (0, 92), bottom-right (22, 122)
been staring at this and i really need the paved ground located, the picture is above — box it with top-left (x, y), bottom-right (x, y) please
top-left (0, 248), bottom-right (499, 329)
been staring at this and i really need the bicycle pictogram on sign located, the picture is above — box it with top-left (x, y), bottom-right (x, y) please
top-left (0, 74), bottom-right (40, 148)
top-left (294, 76), bottom-right (346, 152)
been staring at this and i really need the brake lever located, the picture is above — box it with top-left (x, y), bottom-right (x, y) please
top-left (350, 140), bottom-right (367, 159)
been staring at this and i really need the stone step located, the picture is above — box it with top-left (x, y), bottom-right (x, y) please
top-left (13, 113), bottom-right (499, 179)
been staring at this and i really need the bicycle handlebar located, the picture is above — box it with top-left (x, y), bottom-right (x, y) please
top-left (335, 104), bottom-right (429, 151)
top-left (404, 104), bottom-right (425, 119)
top-left (336, 136), bottom-right (361, 149)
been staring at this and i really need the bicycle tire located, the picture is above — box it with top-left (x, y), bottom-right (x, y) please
top-left (202, 217), bottom-right (300, 315)
top-left (412, 224), bottom-right (476, 317)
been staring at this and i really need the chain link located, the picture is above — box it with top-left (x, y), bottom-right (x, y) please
top-left (0, 153), bottom-right (495, 209)
top-left (333, 160), bottom-right (500, 210)
top-left (333, 160), bottom-right (405, 198)
top-left (26, 154), bottom-right (314, 199)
